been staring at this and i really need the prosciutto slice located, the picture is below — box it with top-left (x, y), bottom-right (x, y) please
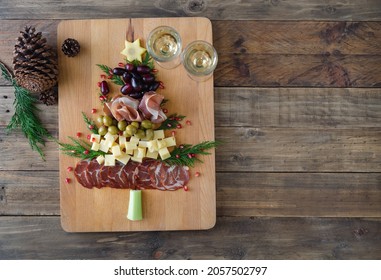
top-left (107, 96), bottom-right (142, 122)
top-left (74, 159), bottom-right (189, 191)
top-left (138, 91), bottom-right (167, 123)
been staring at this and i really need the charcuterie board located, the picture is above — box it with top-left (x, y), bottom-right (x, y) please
top-left (58, 18), bottom-right (215, 232)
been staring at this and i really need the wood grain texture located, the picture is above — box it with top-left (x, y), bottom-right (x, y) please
top-left (214, 21), bottom-right (381, 87)
top-left (1, 216), bottom-right (380, 259)
top-left (1, 0), bottom-right (381, 20)
top-left (58, 18), bottom-right (215, 232)
top-left (1, 171), bottom-right (380, 217)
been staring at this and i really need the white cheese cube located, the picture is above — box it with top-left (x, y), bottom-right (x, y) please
top-left (119, 136), bottom-right (127, 148)
top-left (129, 136), bottom-right (140, 144)
top-left (104, 154), bottom-right (115, 166)
top-left (138, 141), bottom-right (149, 148)
top-left (153, 130), bottom-right (165, 140)
top-left (159, 147), bottom-right (171, 160)
top-left (104, 132), bottom-right (117, 142)
top-left (133, 147), bottom-right (146, 159)
top-left (116, 153), bottom-right (130, 165)
top-left (164, 136), bottom-right (176, 147)
top-left (111, 145), bottom-right (122, 157)
top-left (131, 156), bottom-right (143, 163)
top-left (146, 150), bottom-right (159, 159)
top-left (147, 140), bottom-right (158, 152)
top-left (90, 134), bottom-right (101, 143)
top-left (96, 155), bottom-right (105, 165)
top-left (125, 148), bottom-right (134, 155)
top-left (99, 140), bottom-right (109, 153)
top-left (157, 140), bottom-right (167, 149)
top-left (125, 142), bottom-right (137, 151)
top-left (91, 142), bottom-right (100, 151)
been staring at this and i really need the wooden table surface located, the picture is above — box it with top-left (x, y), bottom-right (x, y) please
top-left (1, 0), bottom-right (381, 259)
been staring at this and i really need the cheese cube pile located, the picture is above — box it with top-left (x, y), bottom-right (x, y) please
top-left (89, 130), bottom-right (176, 166)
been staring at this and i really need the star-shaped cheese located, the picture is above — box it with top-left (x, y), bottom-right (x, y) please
top-left (120, 39), bottom-right (146, 62)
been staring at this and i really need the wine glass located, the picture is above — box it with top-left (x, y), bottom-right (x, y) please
top-left (181, 40), bottom-right (218, 82)
top-left (146, 26), bottom-right (182, 69)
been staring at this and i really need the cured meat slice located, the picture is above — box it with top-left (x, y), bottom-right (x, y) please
top-left (108, 96), bottom-right (142, 122)
top-left (73, 158), bottom-right (189, 191)
top-left (138, 91), bottom-right (167, 123)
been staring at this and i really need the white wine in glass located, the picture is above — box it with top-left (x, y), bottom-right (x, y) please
top-left (181, 40), bottom-right (218, 81)
top-left (146, 26), bottom-right (182, 69)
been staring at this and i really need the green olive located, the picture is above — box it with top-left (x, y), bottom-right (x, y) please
top-left (96, 116), bottom-right (104, 125)
top-left (117, 120), bottom-right (127, 131)
top-left (98, 125), bottom-right (107, 136)
top-left (108, 125), bottom-right (119, 135)
top-left (131, 121), bottom-right (140, 129)
top-left (123, 130), bottom-right (131, 138)
top-left (126, 124), bottom-right (137, 135)
top-left (141, 119), bottom-right (153, 129)
top-left (134, 129), bottom-right (145, 139)
top-left (103, 115), bottom-right (113, 126)
top-left (144, 129), bottom-right (154, 140)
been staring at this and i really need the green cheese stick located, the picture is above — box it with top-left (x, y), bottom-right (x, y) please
top-left (127, 190), bottom-right (143, 221)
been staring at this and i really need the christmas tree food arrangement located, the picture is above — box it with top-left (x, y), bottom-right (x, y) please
top-left (0, 26), bottom-right (59, 159)
top-left (59, 36), bottom-right (218, 221)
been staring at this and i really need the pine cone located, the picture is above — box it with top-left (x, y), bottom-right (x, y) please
top-left (39, 88), bottom-right (57, 106)
top-left (13, 26), bottom-right (58, 93)
top-left (61, 38), bottom-right (80, 57)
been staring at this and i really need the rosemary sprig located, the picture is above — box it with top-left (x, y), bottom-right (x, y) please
top-left (58, 136), bottom-right (105, 160)
top-left (82, 112), bottom-right (98, 133)
top-left (157, 113), bottom-right (185, 130)
top-left (1, 61), bottom-right (51, 160)
top-left (124, 52), bottom-right (155, 69)
top-left (164, 141), bottom-right (220, 167)
top-left (96, 64), bottom-right (124, 86)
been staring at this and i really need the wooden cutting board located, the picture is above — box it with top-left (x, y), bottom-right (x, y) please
top-left (58, 18), bottom-right (215, 232)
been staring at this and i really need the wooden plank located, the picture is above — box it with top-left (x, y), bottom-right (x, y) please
top-left (0, 216), bottom-right (380, 259)
top-left (1, 171), bottom-right (380, 217)
top-left (1, 0), bottom-right (381, 21)
top-left (58, 18), bottom-right (215, 232)
top-left (216, 127), bottom-right (381, 172)
top-left (215, 88), bottom-right (381, 128)
top-left (0, 171), bottom-right (59, 215)
top-left (217, 173), bottom-right (381, 217)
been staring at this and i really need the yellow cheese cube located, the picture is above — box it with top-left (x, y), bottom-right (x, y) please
top-left (153, 130), bottom-right (165, 140)
top-left (99, 140), bottom-right (109, 153)
top-left (111, 145), bottom-right (122, 157)
top-left (147, 140), bottom-right (158, 152)
top-left (125, 142), bottom-right (137, 151)
top-left (164, 136), bottom-right (176, 147)
top-left (131, 156), bottom-right (143, 163)
top-left (159, 147), bottom-right (171, 160)
top-left (116, 153), bottom-right (130, 165)
top-left (96, 155), bottom-right (105, 165)
top-left (104, 132), bottom-right (117, 142)
top-left (146, 150), bottom-right (159, 159)
top-left (133, 147), bottom-right (146, 159)
top-left (125, 148), bottom-right (134, 155)
top-left (157, 140), bottom-right (167, 149)
top-left (138, 141), bottom-right (149, 148)
top-left (119, 136), bottom-right (127, 148)
top-left (90, 134), bottom-right (101, 143)
top-left (91, 142), bottom-right (100, 151)
top-left (104, 154), bottom-right (115, 166)
top-left (129, 136), bottom-right (140, 144)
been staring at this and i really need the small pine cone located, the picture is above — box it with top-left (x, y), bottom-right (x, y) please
top-left (61, 38), bottom-right (80, 57)
top-left (39, 88), bottom-right (57, 106)
top-left (13, 26), bottom-right (58, 93)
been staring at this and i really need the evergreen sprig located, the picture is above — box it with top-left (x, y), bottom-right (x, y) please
top-left (1, 61), bottom-right (51, 160)
top-left (58, 136), bottom-right (105, 160)
top-left (164, 141), bottom-right (220, 167)
top-left (157, 113), bottom-right (185, 130)
top-left (96, 64), bottom-right (124, 86)
top-left (82, 112), bottom-right (98, 133)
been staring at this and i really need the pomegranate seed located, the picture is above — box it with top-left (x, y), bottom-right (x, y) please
top-left (175, 154), bottom-right (180, 158)
top-left (100, 74), bottom-right (107, 79)
top-left (76, 132), bottom-right (82, 138)
top-left (163, 108), bottom-right (168, 114)
top-left (65, 178), bottom-right (71, 184)
top-left (108, 69), bottom-right (113, 75)
top-left (186, 120), bottom-right (192, 125)
top-left (67, 167), bottom-right (73, 172)
top-left (179, 145), bottom-right (184, 149)
top-left (118, 62), bottom-right (125, 67)
top-left (171, 131), bottom-right (176, 136)
top-left (91, 108), bottom-right (97, 114)
top-left (97, 82), bottom-right (101, 87)
top-left (107, 74), bottom-right (113, 79)
top-left (89, 125), bottom-right (94, 129)
top-left (91, 137), bottom-right (96, 142)
top-left (195, 172), bottom-right (200, 177)
top-left (191, 153), bottom-right (196, 158)
top-left (83, 150), bottom-right (89, 155)
top-left (167, 123), bottom-right (172, 128)
top-left (176, 124), bottom-right (182, 129)
top-left (71, 150), bottom-right (76, 153)
top-left (152, 68), bottom-right (158, 73)
top-left (187, 153), bottom-right (192, 159)
top-left (183, 186), bottom-right (189, 191)
top-left (87, 134), bottom-right (91, 140)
